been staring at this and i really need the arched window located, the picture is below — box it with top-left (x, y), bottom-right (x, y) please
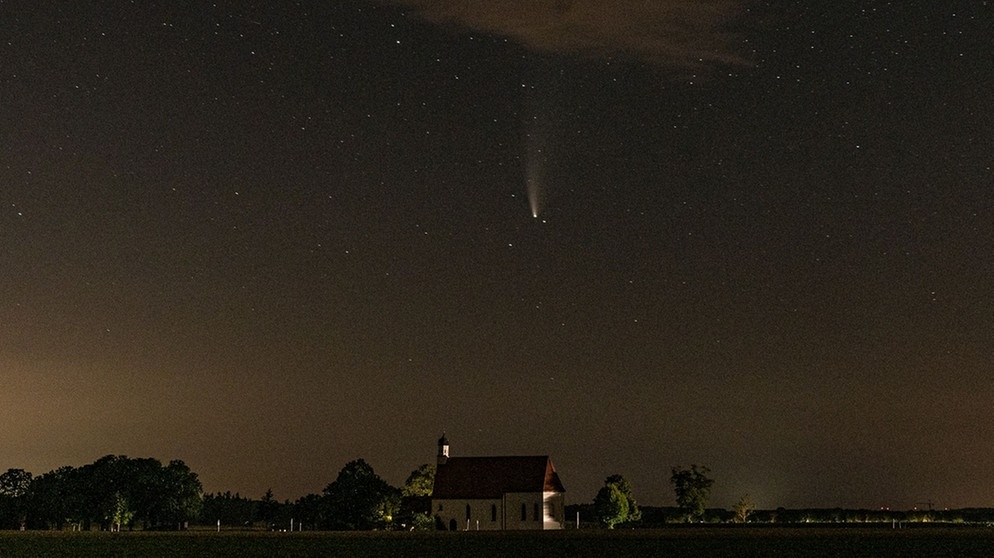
top-left (466, 504), bottom-right (471, 520)
top-left (520, 503), bottom-right (527, 521)
top-left (491, 504), bottom-right (497, 522)
top-left (534, 503), bottom-right (540, 521)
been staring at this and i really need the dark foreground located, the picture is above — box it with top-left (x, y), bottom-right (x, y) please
top-left (2, 526), bottom-right (994, 558)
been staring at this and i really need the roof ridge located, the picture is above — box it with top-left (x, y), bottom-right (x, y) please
top-left (443, 455), bottom-right (550, 459)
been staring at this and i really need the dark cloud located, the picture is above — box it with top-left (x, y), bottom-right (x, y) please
top-left (382, 0), bottom-right (753, 70)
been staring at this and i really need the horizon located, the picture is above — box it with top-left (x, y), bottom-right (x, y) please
top-left (2, 434), bottom-right (978, 511)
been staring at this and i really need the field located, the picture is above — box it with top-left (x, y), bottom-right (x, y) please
top-left (2, 526), bottom-right (994, 558)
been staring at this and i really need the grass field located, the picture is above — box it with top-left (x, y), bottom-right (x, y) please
top-left (2, 526), bottom-right (994, 558)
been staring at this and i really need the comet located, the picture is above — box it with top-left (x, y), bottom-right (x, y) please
top-left (525, 117), bottom-right (547, 219)
top-left (527, 172), bottom-right (541, 218)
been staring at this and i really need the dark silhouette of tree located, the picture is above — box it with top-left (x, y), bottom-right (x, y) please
top-left (5, 455), bottom-right (202, 531)
top-left (79, 455), bottom-right (132, 530)
top-left (258, 489), bottom-right (279, 527)
top-left (127, 457), bottom-right (171, 529)
top-left (293, 493), bottom-right (325, 531)
top-left (27, 466), bottom-right (84, 530)
top-left (161, 460), bottom-right (203, 529)
top-left (201, 492), bottom-right (257, 527)
top-left (670, 464), bottom-right (714, 522)
top-left (0, 469), bottom-right (32, 529)
top-left (320, 459), bottom-right (400, 530)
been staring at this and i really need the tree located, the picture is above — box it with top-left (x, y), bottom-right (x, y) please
top-left (126, 457), bottom-right (170, 529)
top-left (200, 492), bottom-right (257, 527)
top-left (109, 492), bottom-right (134, 532)
top-left (593, 475), bottom-right (640, 528)
top-left (732, 494), bottom-right (755, 523)
top-left (293, 493), bottom-right (325, 531)
top-left (670, 465), bottom-right (714, 522)
top-left (0, 469), bottom-right (32, 498)
top-left (402, 464), bottom-right (435, 497)
top-left (161, 460), bottom-right (203, 529)
top-left (320, 459), bottom-right (400, 530)
top-left (604, 474), bottom-right (640, 523)
top-left (593, 483), bottom-right (629, 528)
top-left (258, 489), bottom-right (279, 526)
top-left (26, 466), bottom-right (84, 530)
top-left (79, 455), bottom-right (132, 530)
top-left (0, 468), bottom-right (32, 529)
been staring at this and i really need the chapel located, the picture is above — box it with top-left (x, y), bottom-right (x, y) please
top-left (431, 434), bottom-right (566, 530)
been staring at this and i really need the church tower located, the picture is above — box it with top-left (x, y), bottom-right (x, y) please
top-left (437, 433), bottom-right (449, 465)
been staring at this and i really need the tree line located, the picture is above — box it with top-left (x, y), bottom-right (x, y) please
top-left (0, 456), bottom-right (430, 531)
top-left (0, 456), bottom-right (201, 531)
top-left (202, 459), bottom-right (437, 531)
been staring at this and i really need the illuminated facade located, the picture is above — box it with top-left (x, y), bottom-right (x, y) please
top-left (431, 435), bottom-right (566, 530)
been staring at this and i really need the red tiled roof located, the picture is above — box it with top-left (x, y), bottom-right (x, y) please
top-left (432, 456), bottom-right (566, 499)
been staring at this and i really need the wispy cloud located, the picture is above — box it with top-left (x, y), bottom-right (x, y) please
top-left (382, 0), bottom-right (753, 70)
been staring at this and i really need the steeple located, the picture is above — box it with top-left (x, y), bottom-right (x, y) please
top-left (437, 433), bottom-right (449, 465)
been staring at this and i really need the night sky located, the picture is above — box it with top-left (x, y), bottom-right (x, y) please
top-left (3, 1), bottom-right (993, 510)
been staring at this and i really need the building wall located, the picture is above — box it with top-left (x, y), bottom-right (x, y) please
top-left (543, 490), bottom-right (566, 530)
top-left (433, 498), bottom-right (503, 531)
top-left (433, 491), bottom-right (565, 531)
top-left (503, 492), bottom-right (545, 530)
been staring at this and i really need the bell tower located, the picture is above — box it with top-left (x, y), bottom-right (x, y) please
top-left (437, 433), bottom-right (449, 465)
